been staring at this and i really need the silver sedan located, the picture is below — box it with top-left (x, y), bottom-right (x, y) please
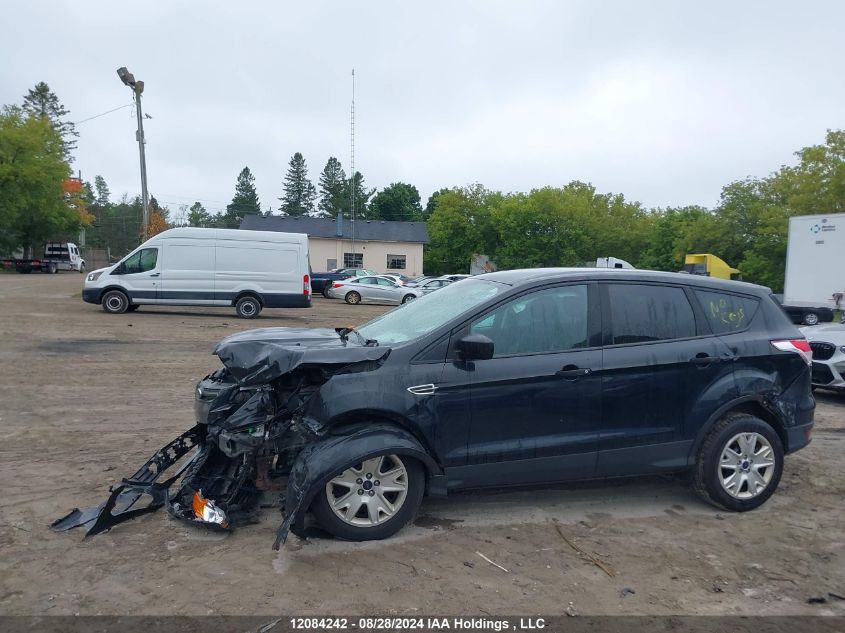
top-left (327, 275), bottom-right (424, 305)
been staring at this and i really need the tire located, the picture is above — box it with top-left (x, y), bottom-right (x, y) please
top-left (803, 312), bottom-right (819, 326)
top-left (47, 263), bottom-right (58, 274)
top-left (235, 295), bottom-right (262, 319)
top-left (401, 294), bottom-right (417, 304)
top-left (345, 291), bottom-right (361, 305)
top-left (692, 413), bottom-right (784, 512)
top-left (312, 454), bottom-right (425, 541)
top-left (102, 290), bottom-right (130, 314)
top-left (79, 262), bottom-right (86, 274)
top-left (322, 286), bottom-right (331, 298)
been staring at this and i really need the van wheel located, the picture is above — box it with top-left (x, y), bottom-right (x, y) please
top-left (692, 413), bottom-right (783, 512)
top-left (345, 291), bottom-right (361, 305)
top-left (312, 454), bottom-right (424, 541)
top-left (235, 295), bottom-right (262, 319)
top-left (803, 312), bottom-right (819, 326)
top-left (102, 290), bottom-right (129, 314)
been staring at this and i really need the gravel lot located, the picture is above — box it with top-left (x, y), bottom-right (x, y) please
top-left (0, 273), bottom-right (843, 616)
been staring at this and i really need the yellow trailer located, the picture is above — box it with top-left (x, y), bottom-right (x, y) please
top-left (683, 254), bottom-right (741, 280)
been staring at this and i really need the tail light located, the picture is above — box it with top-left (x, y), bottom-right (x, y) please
top-left (332, 282), bottom-right (343, 288)
top-left (303, 274), bottom-right (310, 296)
top-left (771, 339), bottom-right (812, 367)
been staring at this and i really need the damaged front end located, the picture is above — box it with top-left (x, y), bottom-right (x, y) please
top-left (53, 327), bottom-right (391, 548)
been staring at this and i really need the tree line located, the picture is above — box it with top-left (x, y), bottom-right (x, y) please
top-left (424, 131), bottom-right (844, 290)
top-left (2, 81), bottom-right (842, 292)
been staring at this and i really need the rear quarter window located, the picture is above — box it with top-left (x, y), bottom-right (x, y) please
top-left (694, 290), bottom-right (759, 334)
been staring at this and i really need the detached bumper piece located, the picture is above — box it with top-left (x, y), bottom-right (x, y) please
top-left (51, 426), bottom-right (205, 537)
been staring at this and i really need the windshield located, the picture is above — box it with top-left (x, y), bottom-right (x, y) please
top-left (357, 279), bottom-right (504, 345)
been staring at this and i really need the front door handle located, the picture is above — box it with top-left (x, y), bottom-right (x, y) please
top-left (690, 353), bottom-right (718, 366)
top-left (149, 272), bottom-right (160, 277)
top-left (556, 365), bottom-right (592, 379)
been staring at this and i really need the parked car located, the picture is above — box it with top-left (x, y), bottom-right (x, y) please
top-left (56, 268), bottom-right (814, 547)
top-left (82, 227), bottom-right (311, 318)
top-left (414, 278), bottom-right (453, 294)
top-left (310, 268), bottom-right (379, 297)
top-left (327, 275), bottom-right (424, 305)
top-left (440, 274), bottom-right (472, 282)
top-left (800, 324), bottom-right (845, 392)
top-left (773, 294), bottom-right (835, 326)
top-left (381, 273), bottom-right (413, 286)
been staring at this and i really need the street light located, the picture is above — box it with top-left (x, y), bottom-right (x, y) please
top-left (117, 66), bottom-right (150, 240)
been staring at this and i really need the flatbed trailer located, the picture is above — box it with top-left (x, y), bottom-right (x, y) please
top-left (1, 242), bottom-right (86, 274)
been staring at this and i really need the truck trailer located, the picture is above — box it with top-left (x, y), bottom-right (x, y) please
top-left (782, 213), bottom-right (844, 325)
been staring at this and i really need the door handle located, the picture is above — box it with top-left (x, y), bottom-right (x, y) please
top-left (690, 353), bottom-right (718, 366)
top-left (556, 366), bottom-right (592, 379)
top-left (149, 272), bottom-right (160, 277)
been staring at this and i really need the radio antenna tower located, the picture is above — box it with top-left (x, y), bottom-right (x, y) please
top-left (350, 68), bottom-right (356, 259)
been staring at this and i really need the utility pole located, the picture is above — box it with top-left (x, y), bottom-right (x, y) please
top-left (117, 67), bottom-right (150, 241)
top-left (350, 68), bottom-right (356, 262)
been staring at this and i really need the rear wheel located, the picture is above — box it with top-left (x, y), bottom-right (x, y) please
top-left (345, 291), bottom-right (361, 305)
top-left (692, 414), bottom-right (783, 512)
top-left (803, 311), bottom-right (819, 326)
top-left (235, 295), bottom-right (262, 319)
top-left (312, 454), bottom-right (424, 541)
top-left (102, 290), bottom-right (129, 314)
top-left (322, 286), bottom-right (332, 298)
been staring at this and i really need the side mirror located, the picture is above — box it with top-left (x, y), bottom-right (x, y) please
top-left (457, 333), bottom-right (494, 361)
top-left (113, 263), bottom-right (125, 275)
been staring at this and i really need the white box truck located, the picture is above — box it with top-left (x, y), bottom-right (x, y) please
top-left (81, 227), bottom-right (311, 318)
top-left (782, 213), bottom-right (844, 325)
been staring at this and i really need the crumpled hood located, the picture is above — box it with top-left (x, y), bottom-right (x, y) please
top-left (214, 327), bottom-right (390, 386)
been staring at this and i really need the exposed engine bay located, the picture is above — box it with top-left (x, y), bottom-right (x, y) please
top-left (52, 327), bottom-right (395, 549)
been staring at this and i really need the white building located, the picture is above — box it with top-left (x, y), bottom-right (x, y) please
top-left (240, 215), bottom-right (429, 276)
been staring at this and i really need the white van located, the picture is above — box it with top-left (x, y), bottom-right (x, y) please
top-left (82, 228), bottom-right (311, 318)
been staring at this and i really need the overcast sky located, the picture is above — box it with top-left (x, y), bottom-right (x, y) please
top-left (2, 1), bottom-right (843, 218)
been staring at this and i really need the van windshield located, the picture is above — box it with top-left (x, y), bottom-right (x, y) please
top-left (357, 279), bottom-right (503, 345)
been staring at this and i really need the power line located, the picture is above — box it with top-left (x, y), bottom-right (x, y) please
top-left (73, 103), bottom-right (134, 125)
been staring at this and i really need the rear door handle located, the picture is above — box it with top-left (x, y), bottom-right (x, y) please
top-left (149, 272), bottom-right (160, 277)
top-left (556, 366), bottom-right (592, 379)
top-left (690, 354), bottom-right (719, 366)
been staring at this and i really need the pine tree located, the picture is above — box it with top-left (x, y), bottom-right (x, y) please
top-left (317, 157), bottom-right (347, 218)
top-left (220, 167), bottom-right (261, 228)
top-left (188, 202), bottom-right (212, 227)
top-left (279, 152), bottom-right (317, 216)
top-left (93, 175), bottom-right (111, 207)
top-left (22, 82), bottom-right (78, 160)
top-left (345, 171), bottom-right (375, 219)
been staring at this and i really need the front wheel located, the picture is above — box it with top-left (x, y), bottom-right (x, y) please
top-left (102, 289), bottom-right (130, 314)
top-left (803, 312), bottom-right (819, 326)
top-left (692, 414), bottom-right (783, 512)
top-left (79, 262), bottom-right (86, 274)
top-left (345, 291), bottom-right (361, 305)
top-left (401, 294), bottom-right (417, 304)
top-left (312, 454), bottom-right (424, 541)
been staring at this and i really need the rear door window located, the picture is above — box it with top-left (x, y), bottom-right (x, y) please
top-left (694, 290), bottom-right (759, 333)
top-left (607, 284), bottom-right (696, 344)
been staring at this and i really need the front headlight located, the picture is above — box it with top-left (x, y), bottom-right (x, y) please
top-left (86, 271), bottom-right (103, 282)
top-left (840, 346), bottom-right (845, 354)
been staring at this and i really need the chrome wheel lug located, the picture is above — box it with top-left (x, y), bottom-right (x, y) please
top-left (357, 489), bottom-right (363, 495)
top-left (368, 490), bottom-right (375, 496)
top-left (356, 478), bottom-right (363, 485)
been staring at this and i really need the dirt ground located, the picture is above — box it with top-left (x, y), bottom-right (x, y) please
top-left (0, 272), bottom-right (843, 617)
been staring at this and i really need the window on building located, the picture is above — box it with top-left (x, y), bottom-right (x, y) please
top-left (607, 284), bottom-right (696, 344)
top-left (387, 254), bottom-right (406, 270)
top-left (343, 252), bottom-right (363, 268)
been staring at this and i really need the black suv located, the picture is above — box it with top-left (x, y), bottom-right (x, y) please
top-left (54, 269), bottom-right (815, 547)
